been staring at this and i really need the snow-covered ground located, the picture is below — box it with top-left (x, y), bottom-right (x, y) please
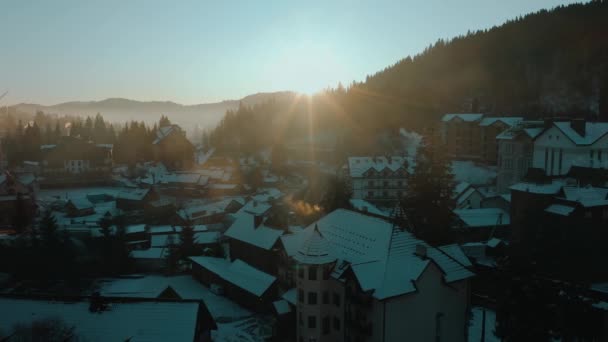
top-left (468, 306), bottom-right (500, 342)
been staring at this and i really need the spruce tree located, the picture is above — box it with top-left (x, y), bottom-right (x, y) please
top-left (179, 220), bottom-right (197, 259)
top-left (401, 137), bottom-right (455, 245)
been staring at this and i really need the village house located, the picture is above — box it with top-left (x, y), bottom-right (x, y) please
top-left (532, 120), bottom-right (608, 177)
top-left (453, 207), bottom-right (511, 241)
top-left (115, 187), bottom-right (159, 211)
top-left (0, 172), bottom-right (37, 227)
top-left (453, 182), bottom-right (485, 209)
top-left (39, 136), bottom-right (113, 186)
top-left (347, 156), bottom-right (410, 203)
top-left (153, 124), bottom-right (195, 170)
top-left (224, 211), bottom-right (284, 275)
top-left (65, 198), bottom-right (95, 217)
top-left (280, 209), bottom-right (474, 342)
top-left (190, 256), bottom-right (279, 312)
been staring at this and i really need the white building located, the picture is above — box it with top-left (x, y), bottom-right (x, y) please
top-left (532, 120), bottom-right (608, 176)
top-left (281, 209), bottom-right (474, 342)
top-left (347, 156), bottom-right (411, 202)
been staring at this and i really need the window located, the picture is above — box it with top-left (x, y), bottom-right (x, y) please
top-left (333, 293), bottom-right (341, 307)
top-left (298, 289), bottom-right (304, 303)
top-left (299, 311), bottom-right (303, 326)
top-left (308, 292), bottom-right (318, 305)
top-left (323, 291), bottom-right (329, 304)
top-left (544, 148), bottom-right (549, 171)
top-left (383, 181), bottom-right (388, 187)
top-left (367, 191), bottom-right (373, 198)
top-left (585, 211), bottom-right (592, 219)
top-left (308, 316), bottom-right (316, 329)
top-left (397, 180), bottom-right (403, 187)
top-left (558, 149), bottom-right (563, 174)
top-left (383, 191), bottom-right (388, 198)
top-left (309, 266), bottom-right (317, 280)
top-left (323, 266), bottom-right (330, 280)
top-left (298, 267), bottom-right (304, 279)
top-left (367, 180), bottom-right (373, 187)
top-left (333, 316), bottom-right (341, 331)
top-left (322, 316), bottom-right (330, 335)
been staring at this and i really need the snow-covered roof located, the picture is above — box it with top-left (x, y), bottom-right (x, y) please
top-left (349, 199), bottom-right (389, 217)
top-left (544, 204), bottom-right (576, 216)
top-left (0, 298), bottom-right (200, 342)
top-left (189, 257), bottom-right (276, 297)
top-left (479, 117), bottom-right (523, 127)
top-left (510, 180), bottom-right (565, 195)
top-left (456, 187), bottom-right (479, 206)
top-left (285, 209), bottom-right (473, 300)
top-left (281, 288), bottom-right (297, 305)
top-left (151, 232), bottom-right (219, 247)
top-left (250, 188), bottom-right (284, 203)
top-left (294, 225), bottom-right (336, 264)
top-left (131, 248), bottom-right (166, 259)
top-left (347, 156), bottom-right (411, 178)
top-left (239, 200), bottom-right (272, 216)
top-left (454, 208), bottom-right (510, 228)
top-left (441, 113), bottom-right (484, 122)
top-left (273, 300), bottom-right (291, 315)
top-left (496, 123), bottom-right (544, 140)
top-left (153, 125), bottom-right (184, 145)
top-left (67, 198), bottom-right (93, 210)
top-left (126, 224), bottom-right (147, 234)
top-left (453, 182), bottom-right (472, 198)
top-left (553, 121), bottom-right (608, 146)
top-left (116, 188), bottom-right (151, 201)
top-left (224, 213), bottom-right (283, 250)
top-left (160, 173), bottom-right (204, 185)
top-left (561, 186), bottom-right (608, 208)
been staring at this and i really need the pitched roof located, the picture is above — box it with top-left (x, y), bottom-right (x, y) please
top-left (545, 204), bottom-right (576, 216)
top-left (153, 124), bottom-right (183, 144)
top-left (285, 209), bottom-right (473, 300)
top-left (189, 257), bottom-right (276, 297)
top-left (561, 186), bottom-right (608, 208)
top-left (479, 117), bottom-right (523, 127)
top-left (116, 188), bottom-right (151, 201)
top-left (453, 208), bottom-right (510, 228)
top-left (510, 180), bottom-right (565, 195)
top-left (0, 298), bottom-right (200, 342)
top-left (224, 212), bottom-right (283, 250)
top-left (441, 113), bottom-right (484, 122)
top-left (347, 156), bottom-right (411, 178)
top-left (294, 225), bottom-right (336, 264)
top-left (552, 121), bottom-right (608, 146)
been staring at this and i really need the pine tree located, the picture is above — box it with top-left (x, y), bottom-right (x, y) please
top-left (320, 175), bottom-right (352, 213)
top-left (179, 220), bottom-right (197, 259)
top-left (12, 193), bottom-right (30, 234)
top-left (165, 234), bottom-right (180, 273)
top-left (401, 137), bottom-right (455, 245)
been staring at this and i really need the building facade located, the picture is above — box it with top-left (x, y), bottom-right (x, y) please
top-left (347, 156), bottom-right (410, 203)
top-left (283, 210), bottom-right (474, 342)
top-left (532, 120), bottom-right (608, 177)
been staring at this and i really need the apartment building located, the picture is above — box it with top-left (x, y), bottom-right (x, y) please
top-left (347, 156), bottom-right (410, 203)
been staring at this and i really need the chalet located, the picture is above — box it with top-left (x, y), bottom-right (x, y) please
top-left (115, 187), bottom-right (159, 211)
top-left (190, 256), bottom-right (278, 312)
top-left (280, 209), bottom-right (474, 342)
top-left (153, 124), bottom-right (195, 170)
top-left (441, 113), bottom-right (484, 160)
top-left (453, 182), bottom-right (484, 209)
top-left (224, 211), bottom-right (284, 274)
top-left (0, 297), bottom-right (213, 342)
top-left (39, 136), bottom-right (113, 185)
top-left (347, 156), bottom-right (410, 203)
top-left (177, 198), bottom-right (245, 225)
top-left (158, 172), bottom-right (207, 195)
top-left (532, 120), bottom-right (608, 177)
top-left (65, 198), bottom-right (95, 217)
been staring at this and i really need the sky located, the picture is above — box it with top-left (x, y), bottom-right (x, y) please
top-left (0, 0), bottom-right (584, 105)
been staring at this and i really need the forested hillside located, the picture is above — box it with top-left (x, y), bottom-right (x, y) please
top-left (210, 1), bottom-right (608, 155)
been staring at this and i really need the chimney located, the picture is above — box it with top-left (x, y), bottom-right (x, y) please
top-left (415, 244), bottom-right (427, 258)
top-left (253, 215), bottom-right (263, 228)
top-left (570, 119), bottom-right (586, 137)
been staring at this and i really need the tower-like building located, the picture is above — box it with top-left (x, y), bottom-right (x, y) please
top-left (295, 226), bottom-right (343, 342)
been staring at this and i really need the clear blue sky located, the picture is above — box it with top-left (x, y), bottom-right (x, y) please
top-left (0, 0), bottom-right (583, 105)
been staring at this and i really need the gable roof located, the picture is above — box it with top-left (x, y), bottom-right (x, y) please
top-left (552, 121), bottom-right (608, 146)
top-left (479, 117), bottom-right (523, 127)
top-left (224, 212), bottom-right (283, 250)
top-left (189, 257), bottom-right (276, 297)
top-left (561, 185), bottom-right (608, 208)
top-left (453, 208), bottom-right (510, 228)
top-left (116, 188), bottom-right (151, 201)
top-left (348, 156), bottom-right (411, 178)
top-left (153, 124), bottom-right (183, 145)
top-left (441, 113), bottom-right (484, 122)
top-left (285, 209), bottom-right (473, 300)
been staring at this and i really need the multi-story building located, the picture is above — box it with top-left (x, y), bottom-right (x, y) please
top-left (441, 114), bottom-right (522, 164)
top-left (496, 121), bottom-right (544, 193)
top-left (532, 120), bottom-right (608, 177)
top-left (282, 209), bottom-right (474, 342)
top-left (347, 156), bottom-right (410, 203)
top-left (441, 114), bottom-right (484, 160)
top-left (39, 136), bottom-right (112, 185)
top-left (479, 117), bottom-right (523, 164)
